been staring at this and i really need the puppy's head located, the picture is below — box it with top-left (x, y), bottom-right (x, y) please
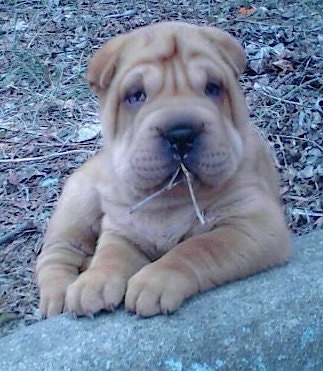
top-left (88, 22), bottom-right (248, 198)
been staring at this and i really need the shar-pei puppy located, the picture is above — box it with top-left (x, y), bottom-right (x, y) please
top-left (36, 22), bottom-right (291, 318)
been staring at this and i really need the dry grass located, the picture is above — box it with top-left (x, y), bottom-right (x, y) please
top-left (0, 0), bottom-right (322, 336)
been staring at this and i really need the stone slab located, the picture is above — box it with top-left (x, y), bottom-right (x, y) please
top-left (0, 230), bottom-right (322, 370)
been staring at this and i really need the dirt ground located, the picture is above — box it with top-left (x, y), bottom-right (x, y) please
top-left (0, 0), bottom-right (322, 337)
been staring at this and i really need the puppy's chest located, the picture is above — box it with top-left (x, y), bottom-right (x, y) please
top-left (101, 206), bottom-right (194, 259)
top-left (132, 215), bottom-right (191, 259)
top-left (101, 202), bottom-right (222, 261)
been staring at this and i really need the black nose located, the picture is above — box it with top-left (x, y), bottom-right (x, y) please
top-left (164, 125), bottom-right (197, 159)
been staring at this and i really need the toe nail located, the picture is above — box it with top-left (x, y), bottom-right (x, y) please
top-left (107, 304), bottom-right (115, 312)
top-left (70, 311), bottom-right (78, 320)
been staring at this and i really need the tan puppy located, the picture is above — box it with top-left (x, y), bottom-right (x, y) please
top-left (36, 22), bottom-right (291, 318)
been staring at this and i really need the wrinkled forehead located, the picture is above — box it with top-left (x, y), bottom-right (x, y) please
top-left (115, 25), bottom-right (231, 91)
top-left (120, 24), bottom-right (216, 66)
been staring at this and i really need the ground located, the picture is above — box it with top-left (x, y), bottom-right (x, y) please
top-left (0, 0), bottom-right (322, 337)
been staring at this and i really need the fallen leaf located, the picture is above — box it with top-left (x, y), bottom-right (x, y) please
top-left (72, 124), bottom-right (101, 143)
top-left (238, 6), bottom-right (256, 16)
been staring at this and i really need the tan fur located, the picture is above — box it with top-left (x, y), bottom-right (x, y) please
top-left (36, 22), bottom-right (291, 318)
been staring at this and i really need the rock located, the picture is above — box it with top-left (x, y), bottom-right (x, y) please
top-left (0, 230), bottom-right (322, 371)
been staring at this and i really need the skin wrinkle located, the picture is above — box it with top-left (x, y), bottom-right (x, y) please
top-left (175, 232), bottom-right (256, 290)
top-left (117, 33), bottom-right (177, 73)
top-left (117, 35), bottom-right (215, 103)
top-left (172, 52), bottom-right (188, 95)
top-left (44, 235), bottom-right (93, 257)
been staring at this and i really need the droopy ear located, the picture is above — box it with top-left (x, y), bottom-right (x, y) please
top-left (201, 27), bottom-right (246, 76)
top-left (87, 34), bottom-right (129, 96)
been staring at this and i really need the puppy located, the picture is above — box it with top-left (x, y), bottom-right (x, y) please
top-left (36, 22), bottom-right (291, 318)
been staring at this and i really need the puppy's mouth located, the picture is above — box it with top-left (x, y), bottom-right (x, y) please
top-left (129, 163), bottom-right (205, 225)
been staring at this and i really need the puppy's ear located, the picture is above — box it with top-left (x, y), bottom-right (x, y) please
top-left (202, 27), bottom-right (246, 76)
top-left (87, 35), bottom-right (128, 96)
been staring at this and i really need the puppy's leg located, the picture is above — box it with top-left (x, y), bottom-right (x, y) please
top-left (36, 159), bottom-right (101, 317)
top-left (126, 201), bottom-right (291, 317)
top-left (65, 233), bottom-right (149, 316)
top-left (37, 245), bottom-right (92, 317)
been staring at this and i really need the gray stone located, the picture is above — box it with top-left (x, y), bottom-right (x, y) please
top-left (0, 230), bottom-right (322, 371)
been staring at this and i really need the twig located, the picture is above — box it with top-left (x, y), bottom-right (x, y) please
top-left (278, 134), bottom-right (323, 152)
top-left (0, 150), bottom-right (95, 164)
top-left (106, 9), bottom-right (136, 19)
top-left (129, 167), bottom-right (181, 214)
top-left (275, 135), bottom-right (288, 168)
top-left (257, 88), bottom-right (303, 106)
top-left (293, 209), bottom-right (323, 217)
top-left (0, 221), bottom-right (35, 245)
top-left (129, 164), bottom-right (205, 225)
top-left (180, 163), bottom-right (205, 225)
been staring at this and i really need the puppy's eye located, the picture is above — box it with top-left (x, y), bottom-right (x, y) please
top-left (205, 82), bottom-right (222, 98)
top-left (124, 89), bottom-right (146, 105)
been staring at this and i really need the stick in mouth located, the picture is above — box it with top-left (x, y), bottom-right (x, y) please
top-left (129, 163), bottom-right (205, 225)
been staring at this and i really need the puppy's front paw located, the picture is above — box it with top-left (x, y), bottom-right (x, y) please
top-left (38, 273), bottom-right (77, 318)
top-left (65, 268), bottom-right (126, 316)
top-left (125, 263), bottom-right (198, 317)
